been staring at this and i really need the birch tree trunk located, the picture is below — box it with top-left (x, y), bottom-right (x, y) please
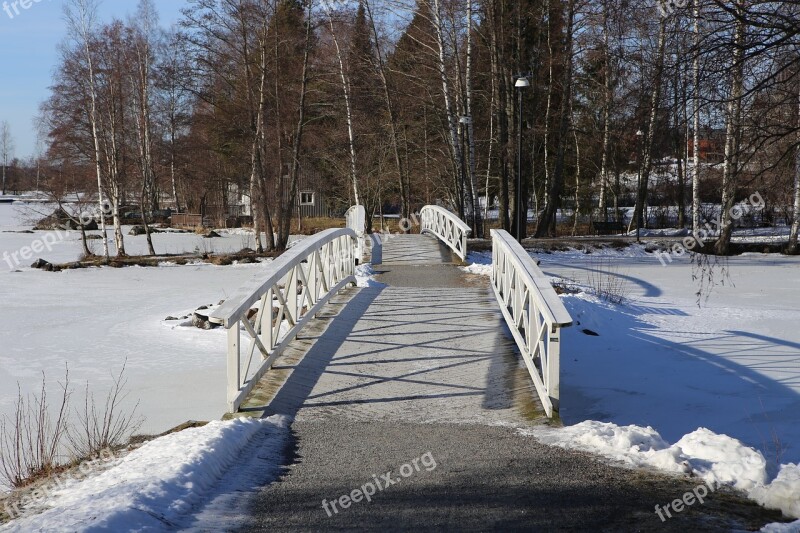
top-left (365, 0), bottom-right (409, 226)
top-left (278, 0), bottom-right (313, 250)
top-left (133, 0), bottom-right (157, 255)
top-left (487, 0), bottom-right (509, 231)
top-left (692, 0), bottom-right (701, 234)
top-left (630, 17), bottom-right (667, 236)
top-left (598, 2), bottom-right (612, 223)
top-left (715, 2), bottom-right (745, 256)
top-left (66, 0), bottom-right (109, 260)
top-left (325, 6), bottom-right (360, 206)
top-left (432, 0), bottom-right (466, 224)
top-left (535, 0), bottom-right (576, 238)
top-left (465, 0), bottom-right (481, 236)
top-left (788, 83), bottom-right (800, 254)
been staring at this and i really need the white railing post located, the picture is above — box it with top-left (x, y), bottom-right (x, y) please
top-left (227, 325), bottom-right (240, 412)
top-left (212, 228), bottom-right (359, 413)
top-left (420, 205), bottom-right (471, 262)
top-left (345, 205), bottom-right (366, 262)
top-left (547, 326), bottom-right (561, 412)
top-left (489, 229), bottom-right (572, 417)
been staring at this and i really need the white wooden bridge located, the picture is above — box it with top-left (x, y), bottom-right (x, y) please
top-left (205, 207), bottom-right (780, 530)
top-left (211, 205), bottom-right (573, 421)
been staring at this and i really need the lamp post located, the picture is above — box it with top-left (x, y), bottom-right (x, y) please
top-left (515, 76), bottom-right (530, 242)
top-left (635, 129), bottom-right (644, 243)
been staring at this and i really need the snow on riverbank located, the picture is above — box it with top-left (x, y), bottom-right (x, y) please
top-left (463, 246), bottom-right (800, 521)
top-left (522, 422), bottom-right (800, 520)
top-left (1, 416), bottom-right (290, 532)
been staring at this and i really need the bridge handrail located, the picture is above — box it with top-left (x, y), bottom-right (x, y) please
top-left (345, 204), bottom-right (366, 262)
top-left (420, 205), bottom-right (471, 261)
top-left (211, 228), bottom-right (358, 412)
top-left (490, 229), bottom-right (572, 417)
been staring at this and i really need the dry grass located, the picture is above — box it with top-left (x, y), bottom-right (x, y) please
top-left (586, 258), bottom-right (629, 305)
top-left (0, 364), bottom-right (143, 491)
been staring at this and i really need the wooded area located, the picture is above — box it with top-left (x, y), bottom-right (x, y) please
top-left (5, 0), bottom-right (800, 256)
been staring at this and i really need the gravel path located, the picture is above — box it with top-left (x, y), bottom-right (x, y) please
top-left (244, 420), bottom-right (781, 532)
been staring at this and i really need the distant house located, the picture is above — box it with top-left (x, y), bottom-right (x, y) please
top-left (688, 128), bottom-right (726, 163)
top-left (226, 166), bottom-right (336, 223)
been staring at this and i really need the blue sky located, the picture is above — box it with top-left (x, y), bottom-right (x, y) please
top-left (0, 0), bottom-right (188, 159)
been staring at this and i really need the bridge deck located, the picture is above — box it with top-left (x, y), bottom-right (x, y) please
top-left (242, 233), bottom-right (534, 424)
top-left (239, 234), bottom-right (766, 530)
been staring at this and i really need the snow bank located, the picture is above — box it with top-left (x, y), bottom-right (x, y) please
top-left (2, 416), bottom-right (290, 532)
top-left (461, 252), bottom-right (492, 277)
top-left (762, 519), bottom-right (800, 532)
top-left (356, 263), bottom-right (381, 287)
top-left (524, 421), bottom-right (800, 519)
top-left (752, 464), bottom-right (800, 520)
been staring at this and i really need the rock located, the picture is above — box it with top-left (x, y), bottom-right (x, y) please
top-left (129, 226), bottom-right (161, 236)
top-left (197, 305), bottom-right (209, 310)
top-left (31, 258), bottom-right (51, 269)
top-left (203, 231), bottom-right (222, 238)
top-left (165, 316), bottom-right (179, 321)
top-left (582, 329), bottom-right (600, 337)
top-left (34, 209), bottom-right (98, 231)
top-left (218, 300), bottom-right (225, 306)
top-left (191, 312), bottom-right (219, 330)
top-left (86, 234), bottom-right (103, 240)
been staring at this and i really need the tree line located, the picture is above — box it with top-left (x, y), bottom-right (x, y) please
top-left (27, 0), bottom-right (800, 256)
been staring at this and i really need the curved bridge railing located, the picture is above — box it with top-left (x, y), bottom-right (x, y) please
top-left (211, 228), bottom-right (358, 412)
top-left (345, 204), bottom-right (366, 263)
top-left (420, 205), bottom-right (471, 262)
top-left (490, 229), bottom-right (573, 417)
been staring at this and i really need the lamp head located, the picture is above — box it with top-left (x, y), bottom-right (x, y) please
top-left (515, 77), bottom-right (530, 88)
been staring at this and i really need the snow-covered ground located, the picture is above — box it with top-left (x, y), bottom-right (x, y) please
top-left (1, 416), bottom-right (290, 532)
top-left (0, 202), bottom-right (277, 263)
top-left (466, 245), bottom-right (800, 523)
top-left (0, 203), bottom-right (283, 437)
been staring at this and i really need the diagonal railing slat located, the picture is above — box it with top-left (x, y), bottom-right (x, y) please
top-left (490, 229), bottom-right (572, 417)
top-left (211, 227), bottom-right (358, 412)
top-left (420, 205), bottom-right (471, 261)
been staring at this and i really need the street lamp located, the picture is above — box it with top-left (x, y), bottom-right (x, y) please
top-left (515, 76), bottom-right (530, 242)
top-left (635, 129), bottom-right (645, 243)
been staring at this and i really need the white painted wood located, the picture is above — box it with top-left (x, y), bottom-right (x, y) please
top-left (345, 205), bottom-right (366, 262)
top-left (212, 227), bottom-right (358, 413)
top-left (420, 205), bottom-right (471, 261)
top-left (490, 229), bottom-right (572, 417)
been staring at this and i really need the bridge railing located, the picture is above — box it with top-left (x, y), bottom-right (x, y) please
top-left (490, 229), bottom-right (573, 417)
top-left (420, 205), bottom-right (471, 262)
top-left (211, 228), bottom-right (358, 412)
top-left (345, 204), bottom-right (366, 263)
